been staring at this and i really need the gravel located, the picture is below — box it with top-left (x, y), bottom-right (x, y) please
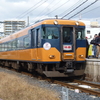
top-left (0, 67), bottom-right (100, 100)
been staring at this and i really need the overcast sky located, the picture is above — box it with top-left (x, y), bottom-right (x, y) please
top-left (0, 0), bottom-right (100, 25)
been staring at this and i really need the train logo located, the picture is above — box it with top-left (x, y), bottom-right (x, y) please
top-left (43, 42), bottom-right (51, 50)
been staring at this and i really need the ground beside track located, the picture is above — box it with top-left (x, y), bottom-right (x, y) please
top-left (0, 67), bottom-right (100, 100)
top-left (0, 67), bottom-right (60, 100)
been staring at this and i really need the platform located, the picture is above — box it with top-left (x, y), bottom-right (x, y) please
top-left (85, 58), bottom-right (100, 82)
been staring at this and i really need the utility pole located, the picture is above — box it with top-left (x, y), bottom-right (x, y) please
top-left (55, 15), bottom-right (58, 19)
top-left (79, 13), bottom-right (82, 20)
top-left (27, 16), bottom-right (29, 26)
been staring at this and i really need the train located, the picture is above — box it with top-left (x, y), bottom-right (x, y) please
top-left (0, 19), bottom-right (87, 77)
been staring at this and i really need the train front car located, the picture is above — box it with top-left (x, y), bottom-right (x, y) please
top-left (38, 19), bottom-right (86, 77)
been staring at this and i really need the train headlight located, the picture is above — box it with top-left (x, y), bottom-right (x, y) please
top-left (75, 21), bottom-right (79, 26)
top-left (79, 55), bottom-right (84, 58)
top-left (49, 55), bottom-right (55, 59)
top-left (54, 20), bottom-right (58, 25)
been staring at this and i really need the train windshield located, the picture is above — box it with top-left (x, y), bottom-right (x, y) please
top-left (75, 28), bottom-right (85, 40)
top-left (42, 27), bottom-right (59, 39)
top-left (63, 27), bottom-right (72, 43)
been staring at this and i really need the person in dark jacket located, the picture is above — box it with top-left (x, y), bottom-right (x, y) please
top-left (95, 33), bottom-right (100, 58)
top-left (86, 37), bottom-right (89, 58)
top-left (93, 34), bottom-right (97, 58)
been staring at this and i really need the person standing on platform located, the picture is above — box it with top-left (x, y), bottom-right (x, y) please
top-left (86, 37), bottom-right (89, 58)
top-left (93, 34), bottom-right (97, 58)
top-left (95, 33), bottom-right (100, 58)
top-left (89, 34), bottom-right (97, 58)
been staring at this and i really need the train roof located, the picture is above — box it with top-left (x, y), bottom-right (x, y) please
top-left (37, 19), bottom-right (85, 26)
top-left (0, 19), bottom-right (85, 43)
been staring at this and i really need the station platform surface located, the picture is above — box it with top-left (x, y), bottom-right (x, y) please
top-left (86, 58), bottom-right (100, 61)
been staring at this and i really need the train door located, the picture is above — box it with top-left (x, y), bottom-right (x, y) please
top-left (61, 27), bottom-right (75, 60)
top-left (31, 29), bottom-right (37, 60)
top-left (31, 28), bottom-right (41, 61)
top-left (36, 28), bottom-right (41, 61)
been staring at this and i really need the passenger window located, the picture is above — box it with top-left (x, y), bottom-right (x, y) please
top-left (5, 43), bottom-right (7, 51)
top-left (31, 29), bottom-right (35, 47)
top-left (24, 36), bottom-right (30, 48)
top-left (8, 42), bottom-right (11, 50)
top-left (42, 28), bottom-right (45, 39)
top-left (2, 44), bottom-right (4, 51)
top-left (12, 40), bottom-right (17, 50)
top-left (0, 44), bottom-right (2, 51)
top-left (17, 39), bottom-right (21, 49)
top-left (37, 28), bottom-right (41, 46)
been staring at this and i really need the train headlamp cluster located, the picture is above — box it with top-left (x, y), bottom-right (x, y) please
top-left (54, 20), bottom-right (58, 25)
top-left (79, 55), bottom-right (84, 58)
top-left (75, 21), bottom-right (79, 26)
top-left (49, 55), bottom-right (55, 59)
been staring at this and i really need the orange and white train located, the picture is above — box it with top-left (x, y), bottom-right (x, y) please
top-left (0, 19), bottom-right (86, 77)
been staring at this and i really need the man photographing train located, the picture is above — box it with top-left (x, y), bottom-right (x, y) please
top-left (95, 33), bottom-right (100, 58)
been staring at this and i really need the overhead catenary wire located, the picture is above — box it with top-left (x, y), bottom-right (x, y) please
top-left (18, 0), bottom-right (48, 20)
top-left (16, 0), bottom-right (43, 19)
top-left (59, 0), bottom-right (83, 16)
top-left (14, 0), bottom-right (99, 26)
top-left (32, 0), bottom-right (57, 22)
top-left (61, 0), bottom-right (88, 19)
top-left (68, 0), bottom-right (99, 19)
top-left (38, 0), bottom-right (70, 21)
top-left (46, 0), bottom-right (70, 16)
top-left (79, 5), bottom-right (100, 16)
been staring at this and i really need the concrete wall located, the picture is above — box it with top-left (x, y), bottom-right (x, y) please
top-left (85, 59), bottom-right (100, 82)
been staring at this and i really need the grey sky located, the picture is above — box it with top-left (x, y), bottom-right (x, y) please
top-left (0, 0), bottom-right (100, 24)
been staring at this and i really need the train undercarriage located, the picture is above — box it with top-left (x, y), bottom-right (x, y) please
top-left (0, 60), bottom-right (86, 77)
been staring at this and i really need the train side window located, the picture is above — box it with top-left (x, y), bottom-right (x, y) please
top-left (8, 42), bottom-right (11, 50)
top-left (42, 27), bottom-right (45, 39)
top-left (0, 44), bottom-right (2, 51)
top-left (31, 29), bottom-right (35, 47)
top-left (3, 44), bottom-right (5, 51)
top-left (5, 43), bottom-right (7, 51)
top-left (12, 40), bottom-right (17, 50)
top-left (17, 39), bottom-right (21, 49)
top-left (1, 44), bottom-right (3, 51)
top-left (37, 28), bottom-right (41, 46)
top-left (31, 29), bottom-right (37, 47)
top-left (2, 44), bottom-right (4, 51)
top-left (24, 36), bottom-right (30, 48)
top-left (20, 39), bottom-right (24, 49)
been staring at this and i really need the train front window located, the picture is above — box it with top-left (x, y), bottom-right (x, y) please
top-left (63, 27), bottom-right (72, 43)
top-left (75, 28), bottom-right (85, 40)
top-left (42, 27), bottom-right (59, 39)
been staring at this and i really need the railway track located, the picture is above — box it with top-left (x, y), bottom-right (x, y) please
top-left (20, 71), bottom-right (100, 97)
top-left (51, 80), bottom-right (100, 97)
top-left (1, 66), bottom-right (100, 97)
top-left (73, 79), bottom-right (100, 89)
